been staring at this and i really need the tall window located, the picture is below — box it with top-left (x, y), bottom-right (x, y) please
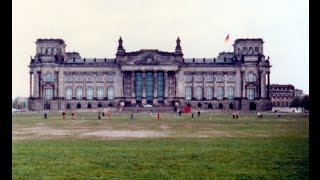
top-left (247, 73), bottom-right (257, 82)
top-left (196, 86), bottom-right (202, 100)
top-left (41, 47), bottom-right (45, 54)
top-left (97, 87), bottom-right (104, 100)
top-left (243, 47), bottom-right (247, 54)
top-left (249, 47), bottom-right (253, 54)
top-left (76, 87), bottom-right (83, 100)
top-left (96, 75), bottom-right (103, 82)
top-left (107, 74), bottom-right (114, 82)
top-left (185, 75), bottom-right (192, 82)
top-left (76, 75), bottom-right (83, 82)
top-left (65, 87), bottom-right (72, 100)
top-left (53, 47), bottom-right (57, 54)
top-left (227, 86), bottom-right (234, 100)
top-left (255, 47), bottom-right (259, 54)
top-left (185, 87), bottom-right (192, 100)
top-left (87, 86), bottom-right (93, 100)
top-left (216, 74), bottom-right (224, 82)
top-left (195, 75), bottom-right (203, 82)
top-left (44, 88), bottom-right (53, 100)
top-left (65, 75), bottom-right (72, 82)
top-left (107, 87), bottom-right (114, 100)
top-left (47, 47), bottom-right (52, 54)
top-left (44, 73), bottom-right (53, 82)
top-left (135, 72), bottom-right (142, 101)
top-left (146, 72), bottom-right (153, 102)
top-left (86, 75), bottom-right (93, 82)
top-left (227, 74), bottom-right (235, 82)
top-left (157, 72), bottom-right (164, 101)
top-left (217, 87), bottom-right (224, 100)
top-left (206, 74), bottom-right (214, 82)
top-left (247, 88), bottom-right (255, 100)
top-left (206, 87), bottom-right (213, 100)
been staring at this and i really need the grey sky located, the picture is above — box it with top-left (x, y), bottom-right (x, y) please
top-left (12, 0), bottom-right (309, 98)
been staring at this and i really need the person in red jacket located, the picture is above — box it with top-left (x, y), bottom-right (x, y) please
top-left (157, 112), bottom-right (160, 120)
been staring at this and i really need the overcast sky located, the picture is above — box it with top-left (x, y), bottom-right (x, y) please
top-left (12, 0), bottom-right (309, 98)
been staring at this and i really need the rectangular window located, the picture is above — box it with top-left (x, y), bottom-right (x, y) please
top-left (157, 72), bottom-right (164, 101)
top-left (135, 72), bottom-right (142, 101)
top-left (185, 75), bottom-right (192, 82)
top-left (107, 74), bottom-right (114, 82)
top-left (146, 72), bottom-right (153, 102)
top-left (45, 88), bottom-right (53, 100)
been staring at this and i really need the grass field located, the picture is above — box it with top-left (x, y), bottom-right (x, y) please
top-left (12, 112), bottom-right (309, 179)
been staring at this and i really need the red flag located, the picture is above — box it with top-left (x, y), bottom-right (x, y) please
top-left (225, 34), bottom-right (230, 42)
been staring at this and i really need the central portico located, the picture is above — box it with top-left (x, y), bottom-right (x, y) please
top-left (119, 49), bottom-right (181, 106)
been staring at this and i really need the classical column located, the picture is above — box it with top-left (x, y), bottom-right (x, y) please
top-left (236, 70), bottom-right (241, 98)
top-left (223, 73), bottom-right (227, 99)
top-left (241, 71), bottom-right (245, 98)
top-left (59, 72), bottom-right (64, 98)
top-left (261, 71), bottom-right (266, 98)
top-left (93, 74), bottom-right (97, 99)
top-left (33, 71), bottom-right (38, 98)
top-left (142, 71), bottom-right (146, 98)
top-left (267, 72), bottom-right (270, 98)
top-left (154, 71), bottom-right (157, 98)
top-left (203, 73), bottom-right (206, 99)
top-left (164, 71), bottom-right (168, 98)
top-left (131, 71), bottom-right (135, 98)
top-left (258, 71), bottom-right (262, 98)
top-left (72, 74), bottom-right (76, 98)
top-left (83, 74), bottom-right (87, 99)
top-left (55, 71), bottom-right (59, 98)
top-left (29, 72), bottom-right (33, 97)
top-left (192, 73), bottom-right (195, 99)
top-left (37, 71), bottom-right (42, 98)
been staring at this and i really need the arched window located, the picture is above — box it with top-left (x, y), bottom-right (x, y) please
top-left (206, 87), bottom-right (213, 100)
top-left (217, 87), bottom-right (224, 100)
top-left (227, 86), bottom-right (234, 100)
top-left (97, 87), bottom-right (104, 100)
top-left (47, 47), bottom-right (52, 54)
top-left (77, 102), bottom-right (81, 109)
top-left (249, 47), bottom-right (253, 54)
top-left (65, 86), bottom-right (72, 100)
top-left (87, 103), bottom-right (92, 109)
top-left (107, 87), bottom-right (114, 100)
top-left (219, 103), bottom-right (223, 109)
top-left (98, 102), bottom-right (102, 108)
top-left (44, 73), bottom-right (53, 82)
top-left (53, 47), bottom-right (57, 54)
top-left (41, 47), bottom-right (45, 54)
top-left (247, 73), bottom-right (257, 82)
top-left (196, 86), bottom-right (202, 100)
top-left (76, 87), bottom-right (83, 100)
top-left (255, 47), bottom-right (259, 54)
top-left (66, 103), bottom-right (71, 109)
top-left (243, 47), bottom-right (247, 54)
top-left (247, 88), bottom-right (255, 100)
top-left (185, 87), bottom-right (192, 100)
top-left (87, 86), bottom-right (93, 100)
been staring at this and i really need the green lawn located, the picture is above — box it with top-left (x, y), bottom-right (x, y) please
top-left (13, 112), bottom-right (309, 179)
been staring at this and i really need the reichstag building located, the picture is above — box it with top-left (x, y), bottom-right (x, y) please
top-left (28, 37), bottom-right (272, 111)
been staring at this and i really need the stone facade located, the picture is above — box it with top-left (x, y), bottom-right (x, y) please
top-left (270, 84), bottom-right (295, 107)
top-left (28, 37), bottom-right (272, 111)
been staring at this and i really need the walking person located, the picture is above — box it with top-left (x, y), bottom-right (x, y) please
top-left (71, 112), bottom-right (75, 120)
top-left (179, 110), bottom-right (182, 117)
top-left (232, 112), bottom-right (235, 119)
top-left (198, 110), bottom-right (200, 117)
top-left (191, 112), bottom-right (194, 118)
top-left (157, 112), bottom-right (160, 120)
top-left (236, 112), bottom-right (239, 119)
top-left (98, 111), bottom-right (101, 120)
top-left (257, 111), bottom-right (261, 119)
top-left (130, 112), bottom-right (134, 120)
top-left (62, 111), bottom-right (66, 120)
top-left (43, 111), bottom-right (48, 119)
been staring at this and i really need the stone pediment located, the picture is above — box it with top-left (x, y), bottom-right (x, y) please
top-left (124, 51), bottom-right (179, 66)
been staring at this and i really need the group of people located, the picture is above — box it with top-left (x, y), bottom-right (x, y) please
top-left (191, 111), bottom-right (201, 118)
top-left (98, 111), bottom-right (112, 120)
top-left (232, 112), bottom-right (239, 119)
top-left (257, 111), bottom-right (263, 118)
